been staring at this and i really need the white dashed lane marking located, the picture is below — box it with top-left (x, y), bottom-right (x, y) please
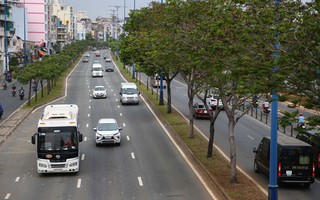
top-left (138, 177), bottom-right (143, 186)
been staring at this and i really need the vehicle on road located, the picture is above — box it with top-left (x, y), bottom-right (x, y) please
top-left (91, 63), bottom-right (103, 77)
top-left (206, 94), bottom-right (223, 110)
top-left (151, 74), bottom-right (166, 88)
top-left (193, 102), bottom-right (213, 119)
top-left (95, 50), bottom-right (100, 57)
top-left (296, 129), bottom-right (320, 177)
top-left (92, 85), bottom-right (107, 99)
top-left (84, 53), bottom-right (90, 57)
top-left (82, 56), bottom-right (89, 63)
top-left (105, 65), bottom-right (114, 72)
top-left (119, 82), bottom-right (140, 105)
top-left (253, 135), bottom-right (315, 187)
top-left (105, 58), bottom-right (112, 62)
top-left (31, 104), bottom-right (83, 173)
top-left (94, 118), bottom-right (121, 146)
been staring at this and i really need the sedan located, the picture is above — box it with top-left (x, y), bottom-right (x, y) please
top-left (105, 58), bottom-right (112, 62)
top-left (82, 57), bottom-right (89, 63)
top-left (105, 65), bottom-right (114, 72)
top-left (93, 118), bottom-right (121, 146)
top-left (92, 86), bottom-right (107, 99)
top-left (193, 102), bottom-right (213, 119)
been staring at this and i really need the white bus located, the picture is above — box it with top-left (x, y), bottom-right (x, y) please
top-left (31, 104), bottom-right (83, 173)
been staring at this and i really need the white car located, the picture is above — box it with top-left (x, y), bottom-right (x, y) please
top-left (92, 86), bottom-right (106, 99)
top-left (93, 118), bottom-right (121, 146)
top-left (206, 94), bottom-right (223, 109)
top-left (105, 58), bottom-right (112, 62)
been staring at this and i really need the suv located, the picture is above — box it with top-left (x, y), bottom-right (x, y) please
top-left (93, 118), bottom-right (121, 146)
top-left (296, 129), bottom-right (320, 177)
top-left (206, 94), bottom-right (223, 110)
top-left (253, 135), bottom-right (315, 187)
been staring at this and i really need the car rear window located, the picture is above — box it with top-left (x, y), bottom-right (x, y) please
top-left (280, 146), bottom-right (312, 165)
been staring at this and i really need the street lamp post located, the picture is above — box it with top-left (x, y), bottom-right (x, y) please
top-left (4, 0), bottom-right (8, 81)
top-left (158, 0), bottom-right (164, 105)
top-left (269, 0), bottom-right (280, 199)
top-left (24, 0), bottom-right (27, 67)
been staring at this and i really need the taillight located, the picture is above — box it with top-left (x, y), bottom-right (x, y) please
top-left (197, 109), bottom-right (203, 113)
top-left (317, 153), bottom-right (320, 167)
top-left (278, 162), bottom-right (282, 177)
top-left (312, 163), bottom-right (316, 177)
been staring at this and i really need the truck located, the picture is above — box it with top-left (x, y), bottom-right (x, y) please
top-left (31, 104), bottom-right (83, 173)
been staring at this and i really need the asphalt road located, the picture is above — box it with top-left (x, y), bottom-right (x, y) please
top-left (0, 50), bottom-right (214, 200)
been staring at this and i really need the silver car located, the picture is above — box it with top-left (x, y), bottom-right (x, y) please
top-left (92, 86), bottom-right (107, 99)
top-left (93, 118), bottom-right (121, 146)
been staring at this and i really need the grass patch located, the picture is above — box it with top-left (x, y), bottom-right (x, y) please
top-left (113, 55), bottom-right (267, 200)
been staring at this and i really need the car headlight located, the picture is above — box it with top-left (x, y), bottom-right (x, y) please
top-left (39, 163), bottom-right (48, 168)
top-left (69, 162), bottom-right (78, 167)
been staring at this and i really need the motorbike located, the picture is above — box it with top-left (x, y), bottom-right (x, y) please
top-left (262, 105), bottom-right (270, 114)
top-left (12, 89), bottom-right (16, 97)
top-left (297, 122), bottom-right (306, 129)
top-left (19, 91), bottom-right (24, 100)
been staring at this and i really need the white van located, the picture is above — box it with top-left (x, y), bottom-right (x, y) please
top-left (119, 82), bottom-right (140, 105)
top-left (92, 63), bottom-right (103, 77)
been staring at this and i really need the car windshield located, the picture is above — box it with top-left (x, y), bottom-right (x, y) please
top-left (37, 127), bottom-right (78, 151)
top-left (93, 68), bottom-right (102, 71)
top-left (122, 88), bottom-right (138, 94)
top-left (98, 123), bottom-right (118, 131)
top-left (95, 87), bottom-right (105, 91)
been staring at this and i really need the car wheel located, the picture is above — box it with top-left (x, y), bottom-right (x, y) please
top-left (254, 160), bottom-right (260, 173)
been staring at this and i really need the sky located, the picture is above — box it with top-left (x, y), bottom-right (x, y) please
top-left (64, 0), bottom-right (162, 21)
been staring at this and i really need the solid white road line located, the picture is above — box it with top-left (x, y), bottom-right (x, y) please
top-left (77, 179), bottom-right (81, 188)
top-left (15, 177), bottom-right (20, 182)
top-left (137, 177), bottom-right (143, 186)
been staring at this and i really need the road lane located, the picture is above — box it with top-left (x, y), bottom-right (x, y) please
top-left (0, 50), bottom-right (214, 200)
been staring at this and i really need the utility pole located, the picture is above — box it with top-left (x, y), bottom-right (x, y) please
top-left (108, 5), bottom-right (121, 59)
top-left (4, 0), bottom-right (9, 81)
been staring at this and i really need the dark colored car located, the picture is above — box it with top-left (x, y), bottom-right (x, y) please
top-left (296, 129), bottom-right (320, 177)
top-left (192, 102), bottom-right (213, 119)
top-left (253, 135), bottom-right (315, 188)
top-left (105, 65), bottom-right (114, 72)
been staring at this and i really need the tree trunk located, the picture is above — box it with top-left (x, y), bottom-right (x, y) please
top-left (28, 80), bottom-right (32, 106)
top-left (207, 117), bottom-right (215, 157)
top-left (228, 120), bottom-right (238, 183)
top-left (40, 80), bottom-right (44, 98)
top-left (188, 95), bottom-right (194, 138)
top-left (167, 79), bottom-right (172, 113)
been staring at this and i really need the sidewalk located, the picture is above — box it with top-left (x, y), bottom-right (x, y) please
top-left (0, 107), bottom-right (32, 145)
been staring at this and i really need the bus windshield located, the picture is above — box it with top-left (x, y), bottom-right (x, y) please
top-left (37, 127), bottom-right (78, 152)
